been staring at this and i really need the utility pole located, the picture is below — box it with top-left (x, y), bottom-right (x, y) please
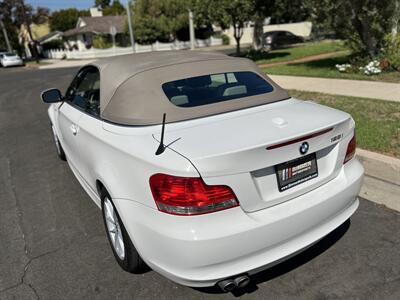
top-left (19, 0), bottom-right (39, 62)
top-left (188, 9), bottom-right (195, 50)
top-left (0, 18), bottom-right (12, 52)
top-left (125, 0), bottom-right (135, 53)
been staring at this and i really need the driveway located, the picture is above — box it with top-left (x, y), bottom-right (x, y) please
top-left (0, 67), bottom-right (399, 300)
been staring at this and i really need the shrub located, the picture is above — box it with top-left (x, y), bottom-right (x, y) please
top-left (213, 32), bottom-right (230, 45)
top-left (359, 60), bottom-right (382, 75)
top-left (335, 64), bottom-right (352, 73)
top-left (92, 35), bottom-right (112, 49)
top-left (42, 39), bottom-right (65, 51)
top-left (221, 34), bottom-right (230, 45)
top-left (382, 34), bottom-right (400, 70)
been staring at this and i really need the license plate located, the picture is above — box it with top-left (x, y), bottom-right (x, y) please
top-left (275, 153), bottom-right (318, 192)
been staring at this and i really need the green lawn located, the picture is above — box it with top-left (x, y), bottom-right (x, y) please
top-left (263, 52), bottom-right (400, 83)
top-left (250, 40), bottom-right (347, 65)
top-left (288, 90), bottom-right (400, 158)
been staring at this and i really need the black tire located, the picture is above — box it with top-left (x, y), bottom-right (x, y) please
top-left (51, 125), bottom-right (66, 161)
top-left (100, 188), bottom-right (147, 273)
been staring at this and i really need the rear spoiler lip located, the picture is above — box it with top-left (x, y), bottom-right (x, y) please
top-left (266, 127), bottom-right (334, 150)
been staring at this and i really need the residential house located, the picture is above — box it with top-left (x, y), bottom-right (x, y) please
top-left (63, 8), bottom-right (127, 51)
top-left (19, 22), bottom-right (50, 57)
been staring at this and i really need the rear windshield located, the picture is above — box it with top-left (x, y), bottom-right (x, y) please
top-left (162, 71), bottom-right (274, 107)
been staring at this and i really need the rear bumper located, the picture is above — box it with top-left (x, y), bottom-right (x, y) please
top-left (114, 158), bottom-right (363, 287)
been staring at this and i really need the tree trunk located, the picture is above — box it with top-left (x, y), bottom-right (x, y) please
top-left (392, 0), bottom-right (399, 38)
top-left (235, 36), bottom-right (241, 55)
top-left (349, 3), bottom-right (378, 57)
top-left (20, 0), bottom-right (40, 63)
top-left (233, 23), bottom-right (243, 56)
top-left (252, 15), bottom-right (264, 50)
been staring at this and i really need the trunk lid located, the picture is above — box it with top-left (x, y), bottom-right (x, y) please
top-left (154, 98), bottom-right (354, 212)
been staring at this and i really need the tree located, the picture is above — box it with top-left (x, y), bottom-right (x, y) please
top-left (392, 0), bottom-right (400, 37)
top-left (32, 6), bottom-right (50, 24)
top-left (130, 0), bottom-right (191, 44)
top-left (50, 8), bottom-right (90, 32)
top-left (103, 0), bottom-right (125, 16)
top-left (206, 0), bottom-right (255, 55)
top-left (95, 0), bottom-right (111, 9)
top-left (252, 0), bottom-right (275, 50)
top-left (0, 0), bottom-right (48, 54)
top-left (306, 0), bottom-right (399, 58)
top-left (270, 0), bottom-right (309, 24)
top-left (0, 0), bottom-right (25, 51)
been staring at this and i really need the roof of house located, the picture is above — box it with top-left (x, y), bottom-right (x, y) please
top-left (82, 51), bottom-right (289, 125)
top-left (37, 31), bottom-right (62, 43)
top-left (63, 15), bottom-right (126, 37)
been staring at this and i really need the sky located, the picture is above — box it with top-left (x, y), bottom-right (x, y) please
top-left (26, 0), bottom-right (95, 11)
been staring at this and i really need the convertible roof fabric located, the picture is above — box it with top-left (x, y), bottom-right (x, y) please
top-left (88, 51), bottom-right (289, 125)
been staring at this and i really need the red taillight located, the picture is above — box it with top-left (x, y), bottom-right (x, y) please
top-left (149, 173), bottom-right (239, 216)
top-left (344, 134), bottom-right (356, 164)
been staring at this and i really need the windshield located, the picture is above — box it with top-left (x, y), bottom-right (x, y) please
top-left (162, 71), bottom-right (274, 107)
top-left (4, 53), bottom-right (17, 57)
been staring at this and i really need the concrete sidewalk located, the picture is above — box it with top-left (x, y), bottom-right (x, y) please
top-left (356, 149), bottom-right (400, 212)
top-left (269, 75), bottom-right (400, 102)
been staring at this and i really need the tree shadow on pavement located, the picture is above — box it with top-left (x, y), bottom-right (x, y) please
top-left (232, 51), bottom-right (291, 60)
top-left (195, 219), bottom-right (351, 297)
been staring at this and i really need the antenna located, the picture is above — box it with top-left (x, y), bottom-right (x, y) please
top-left (155, 113), bottom-right (167, 155)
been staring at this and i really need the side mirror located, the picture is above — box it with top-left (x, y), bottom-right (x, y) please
top-left (41, 88), bottom-right (63, 103)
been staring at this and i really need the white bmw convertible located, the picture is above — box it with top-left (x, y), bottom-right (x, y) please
top-left (42, 51), bottom-right (363, 291)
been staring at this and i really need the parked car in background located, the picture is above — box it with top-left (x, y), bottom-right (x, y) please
top-left (0, 52), bottom-right (24, 67)
top-left (263, 30), bottom-right (304, 50)
top-left (0, 51), bottom-right (7, 65)
top-left (41, 51), bottom-right (363, 292)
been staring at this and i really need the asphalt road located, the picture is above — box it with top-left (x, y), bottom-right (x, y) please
top-left (0, 66), bottom-right (399, 300)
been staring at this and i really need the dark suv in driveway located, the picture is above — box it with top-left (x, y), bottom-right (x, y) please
top-left (262, 31), bottom-right (304, 50)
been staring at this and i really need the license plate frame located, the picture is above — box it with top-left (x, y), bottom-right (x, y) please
top-left (275, 153), bottom-right (318, 192)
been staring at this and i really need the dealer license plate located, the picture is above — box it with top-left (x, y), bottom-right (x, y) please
top-left (275, 153), bottom-right (318, 192)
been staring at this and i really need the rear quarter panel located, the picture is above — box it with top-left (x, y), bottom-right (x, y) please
top-left (74, 115), bottom-right (199, 209)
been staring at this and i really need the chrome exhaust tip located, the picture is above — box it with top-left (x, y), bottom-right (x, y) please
top-left (217, 279), bottom-right (236, 292)
top-left (234, 275), bottom-right (250, 288)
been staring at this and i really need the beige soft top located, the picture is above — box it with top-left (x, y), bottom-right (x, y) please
top-left (88, 51), bottom-right (289, 125)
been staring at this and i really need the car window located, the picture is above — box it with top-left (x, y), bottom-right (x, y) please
top-left (162, 71), bottom-right (274, 107)
top-left (66, 67), bottom-right (100, 117)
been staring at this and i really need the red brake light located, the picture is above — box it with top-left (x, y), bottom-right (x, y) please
top-left (149, 173), bottom-right (239, 216)
top-left (344, 134), bottom-right (356, 164)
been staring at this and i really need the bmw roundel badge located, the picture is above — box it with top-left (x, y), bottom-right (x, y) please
top-left (299, 142), bottom-right (309, 155)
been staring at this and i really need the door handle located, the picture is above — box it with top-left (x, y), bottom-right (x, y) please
top-left (70, 124), bottom-right (78, 135)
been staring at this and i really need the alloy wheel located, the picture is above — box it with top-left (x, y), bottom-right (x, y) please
top-left (103, 197), bottom-right (125, 260)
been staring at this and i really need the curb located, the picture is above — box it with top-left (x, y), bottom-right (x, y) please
top-left (356, 148), bottom-right (400, 212)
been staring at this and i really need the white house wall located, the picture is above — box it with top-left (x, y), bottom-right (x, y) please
top-left (224, 21), bottom-right (313, 45)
